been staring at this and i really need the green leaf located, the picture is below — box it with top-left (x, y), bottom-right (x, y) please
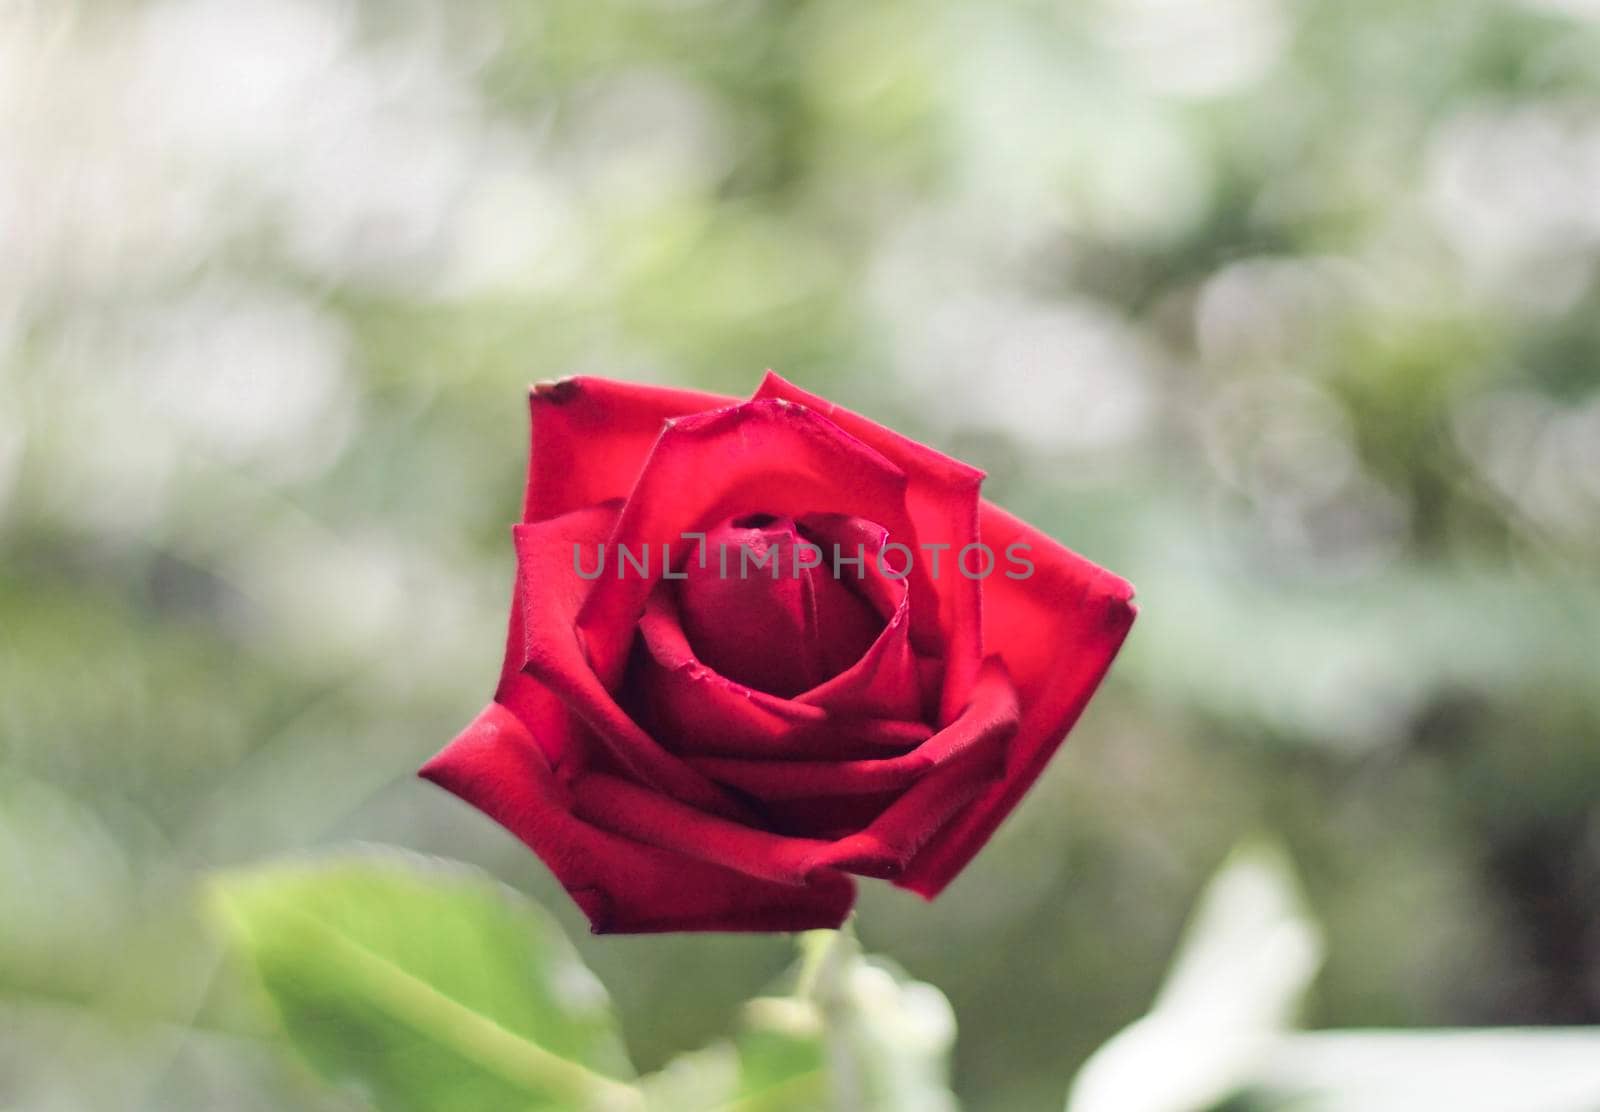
top-left (209, 849), bottom-right (641, 1112)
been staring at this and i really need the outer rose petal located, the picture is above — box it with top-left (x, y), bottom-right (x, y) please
top-left (752, 372), bottom-right (984, 725)
top-left (420, 703), bottom-right (856, 933)
top-left (898, 502), bottom-right (1136, 897)
top-left (510, 507), bottom-right (756, 824)
top-left (491, 536), bottom-right (576, 766)
top-left (523, 377), bottom-right (734, 524)
top-left (574, 656), bottom-right (1018, 878)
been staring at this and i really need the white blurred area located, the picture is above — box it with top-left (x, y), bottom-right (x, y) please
top-left (1070, 847), bottom-right (1600, 1112)
top-left (1426, 100), bottom-right (1600, 309)
top-left (1, 0), bottom-right (473, 511)
top-left (0, 0), bottom-right (495, 295)
top-left (0, 0), bottom-right (527, 698)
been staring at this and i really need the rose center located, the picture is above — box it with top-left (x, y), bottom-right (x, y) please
top-left (675, 513), bottom-right (885, 697)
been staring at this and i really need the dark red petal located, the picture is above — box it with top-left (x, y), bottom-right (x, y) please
top-left (570, 771), bottom-right (902, 882)
top-left (789, 514), bottom-right (923, 721)
top-left (510, 505), bottom-right (756, 824)
top-left (567, 769), bottom-right (878, 882)
top-left (794, 513), bottom-right (907, 621)
top-left (792, 597), bottom-right (921, 722)
top-left (803, 656), bottom-right (1017, 876)
top-left (523, 377), bottom-right (734, 524)
top-left (686, 654), bottom-right (1018, 805)
top-left (898, 503), bottom-right (1136, 897)
top-left (675, 516), bottom-right (882, 697)
top-left (419, 703), bottom-right (856, 933)
top-left (752, 372), bottom-right (985, 725)
top-left (637, 589), bottom-right (929, 759)
top-left (579, 658), bottom-right (1017, 879)
top-left (576, 398), bottom-right (943, 687)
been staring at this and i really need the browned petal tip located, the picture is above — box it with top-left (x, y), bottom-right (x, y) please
top-left (530, 377), bottom-right (580, 404)
top-left (807, 834), bottom-right (905, 880)
top-left (569, 886), bottom-right (614, 934)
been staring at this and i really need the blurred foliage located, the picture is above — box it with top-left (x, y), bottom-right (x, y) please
top-left (211, 852), bottom-right (638, 1112)
top-left (211, 846), bottom-right (1600, 1111)
top-left (3, 0), bottom-right (1600, 1108)
top-left (212, 852), bottom-right (957, 1112)
top-left (1068, 844), bottom-right (1325, 1112)
top-left (1073, 847), bottom-right (1600, 1112)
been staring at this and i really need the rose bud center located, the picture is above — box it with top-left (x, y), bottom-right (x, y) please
top-left (676, 513), bottom-right (884, 697)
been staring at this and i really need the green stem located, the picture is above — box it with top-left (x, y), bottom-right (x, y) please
top-left (793, 926), bottom-right (866, 1112)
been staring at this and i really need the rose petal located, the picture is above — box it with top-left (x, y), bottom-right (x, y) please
top-left (675, 515), bottom-right (882, 697)
top-left (576, 658), bottom-right (1018, 877)
top-left (577, 398), bottom-right (943, 687)
top-left (571, 770), bottom-right (921, 883)
top-left (420, 703), bottom-right (856, 933)
top-left (636, 589), bottom-right (930, 759)
top-left (523, 377), bottom-right (734, 524)
top-left (752, 372), bottom-right (985, 725)
top-left (789, 514), bottom-right (923, 720)
top-left (794, 513), bottom-right (907, 621)
top-left (511, 504), bottom-right (757, 824)
top-left (567, 771), bottom-right (869, 882)
top-left (898, 503), bottom-right (1136, 897)
top-left (686, 654), bottom-right (1018, 803)
top-left (486, 526), bottom-right (578, 765)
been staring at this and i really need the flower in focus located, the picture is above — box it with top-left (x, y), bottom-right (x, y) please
top-left (421, 373), bottom-right (1135, 933)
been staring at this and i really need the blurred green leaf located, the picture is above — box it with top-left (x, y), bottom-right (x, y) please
top-left (210, 850), bottom-right (640, 1112)
top-left (642, 927), bottom-right (958, 1112)
top-left (0, 773), bottom-right (134, 1000)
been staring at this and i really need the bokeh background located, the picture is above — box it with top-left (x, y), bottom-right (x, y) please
top-left (4, 0), bottom-right (1600, 1108)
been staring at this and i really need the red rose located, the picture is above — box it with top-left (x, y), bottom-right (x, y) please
top-left (421, 373), bottom-right (1135, 933)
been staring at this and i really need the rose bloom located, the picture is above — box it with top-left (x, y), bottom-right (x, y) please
top-left (422, 373), bottom-right (1135, 933)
